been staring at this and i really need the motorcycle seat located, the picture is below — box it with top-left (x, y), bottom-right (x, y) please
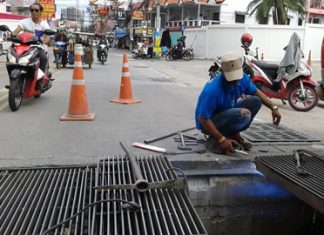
top-left (254, 60), bottom-right (279, 71)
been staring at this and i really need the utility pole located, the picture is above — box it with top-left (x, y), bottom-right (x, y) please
top-left (154, 0), bottom-right (161, 58)
top-left (156, 0), bottom-right (161, 30)
top-left (76, 0), bottom-right (79, 30)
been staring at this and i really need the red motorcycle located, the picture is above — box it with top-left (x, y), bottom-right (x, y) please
top-left (241, 33), bottom-right (318, 112)
top-left (0, 25), bottom-right (55, 111)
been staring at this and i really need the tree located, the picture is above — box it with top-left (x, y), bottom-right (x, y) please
top-left (247, 0), bottom-right (307, 25)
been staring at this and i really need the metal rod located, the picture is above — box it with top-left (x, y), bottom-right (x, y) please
top-left (120, 142), bottom-right (149, 192)
top-left (144, 127), bottom-right (196, 144)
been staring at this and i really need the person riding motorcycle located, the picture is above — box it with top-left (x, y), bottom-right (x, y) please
top-left (175, 38), bottom-right (184, 59)
top-left (54, 28), bottom-right (68, 64)
top-left (12, 3), bottom-right (52, 89)
top-left (97, 36), bottom-right (108, 59)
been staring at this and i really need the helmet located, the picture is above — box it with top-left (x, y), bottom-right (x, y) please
top-left (241, 33), bottom-right (253, 48)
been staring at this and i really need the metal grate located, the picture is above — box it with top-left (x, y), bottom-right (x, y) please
top-left (242, 123), bottom-right (319, 142)
top-left (255, 150), bottom-right (324, 214)
top-left (95, 154), bottom-right (207, 235)
top-left (0, 155), bottom-right (207, 235)
top-left (0, 166), bottom-right (96, 235)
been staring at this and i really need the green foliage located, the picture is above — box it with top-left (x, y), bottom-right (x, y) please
top-left (247, 0), bottom-right (307, 25)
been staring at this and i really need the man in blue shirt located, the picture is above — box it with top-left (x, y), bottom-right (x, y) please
top-left (195, 53), bottom-right (281, 153)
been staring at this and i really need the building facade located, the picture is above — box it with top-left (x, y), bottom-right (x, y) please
top-left (308, 0), bottom-right (324, 24)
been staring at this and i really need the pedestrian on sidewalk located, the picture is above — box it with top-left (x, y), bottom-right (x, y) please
top-left (195, 52), bottom-right (281, 153)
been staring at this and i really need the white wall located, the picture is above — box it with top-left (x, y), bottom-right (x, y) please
top-left (185, 24), bottom-right (324, 62)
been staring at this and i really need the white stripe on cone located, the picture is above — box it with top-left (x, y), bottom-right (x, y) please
top-left (74, 61), bottom-right (83, 67)
top-left (72, 79), bottom-right (85, 85)
top-left (122, 72), bottom-right (130, 77)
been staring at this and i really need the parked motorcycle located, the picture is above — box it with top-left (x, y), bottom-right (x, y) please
top-left (166, 46), bottom-right (194, 61)
top-left (97, 42), bottom-right (108, 65)
top-left (0, 25), bottom-right (55, 111)
top-left (53, 40), bottom-right (67, 69)
top-left (208, 59), bottom-right (221, 80)
top-left (241, 33), bottom-right (318, 112)
top-left (132, 42), bottom-right (150, 59)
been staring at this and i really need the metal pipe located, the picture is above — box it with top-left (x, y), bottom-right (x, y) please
top-left (120, 142), bottom-right (149, 192)
top-left (144, 127), bottom-right (195, 144)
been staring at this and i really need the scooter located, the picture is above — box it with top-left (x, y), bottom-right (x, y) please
top-left (166, 45), bottom-right (194, 61)
top-left (241, 33), bottom-right (318, 112)
top-left (0, 25), bottom-right (55, 111)
top-left (53, 40), bottom-right (67, 69)
top-left (97, 42), bottom-right (108, 65)
top-left (132, 42), bottom-right (150, 59)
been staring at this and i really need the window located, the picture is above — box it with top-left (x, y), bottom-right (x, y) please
top-left (212, 12), bottom-right (220, 21)
top-left (298, 17), bottom-right (303, 26)
top-left (313, 18), bottom-right (320, 24)
top-left (235, 11), bottom-right (246, 23)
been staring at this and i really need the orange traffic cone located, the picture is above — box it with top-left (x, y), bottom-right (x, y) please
top-left (60, 44), bottom-right (95, 121)
top-left (110, 54), bottom-right (141, 104)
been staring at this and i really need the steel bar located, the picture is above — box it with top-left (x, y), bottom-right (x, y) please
top-left (144, 127), bottom-right (196, 144)
top-left (120, 142), bottom-right (149, 192)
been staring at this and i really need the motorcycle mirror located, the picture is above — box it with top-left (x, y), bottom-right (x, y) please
top-left (0, 25), bottom-right (10, 32)
top-left (43, 29), bottom-right (56, 36)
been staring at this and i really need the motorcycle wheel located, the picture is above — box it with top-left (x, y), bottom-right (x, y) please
top-left (166, 54), bottom-right (173, 61)
top-left (101, 55), bottom-right (105, 65)
top-left (288, 84), bottom-right (318, 112)
top-left (183, 52), bottom-right (191, 61)
top-left (8, 78), bottom-right (23, 111)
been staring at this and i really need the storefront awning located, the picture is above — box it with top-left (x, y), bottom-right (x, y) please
top-left (0, 12), bottom-right (27, 20)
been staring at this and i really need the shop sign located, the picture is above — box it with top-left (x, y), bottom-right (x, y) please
top-left (134, 27), bottom-right (154, 35)
top-left (132, 10), bottom-right (144, 20)
top-left (38, 0), bottom-right (56, 19)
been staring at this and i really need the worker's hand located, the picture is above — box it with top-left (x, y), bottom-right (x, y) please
top-left (219, 138), bottom-right (235, 152)
top-left (272, 109), bottom-right (281, 126)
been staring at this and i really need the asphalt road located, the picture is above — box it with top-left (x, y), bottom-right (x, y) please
top-left (0, 48), bottom-right (324, 168)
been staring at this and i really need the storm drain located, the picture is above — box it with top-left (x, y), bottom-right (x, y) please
top-left (0, 166), bottom-right (96, 235)
top-left (242, 123), bottom-right (319, 142)
top-left (94, 154), bottom-right (206, 235)
top-left (0, 154), bottom-right (206, 235)
top-left (255, 149), bottom-right (324, 214)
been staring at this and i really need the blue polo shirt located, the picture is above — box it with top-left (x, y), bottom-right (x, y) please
top-left (195, 73), bottom-right (257, 130)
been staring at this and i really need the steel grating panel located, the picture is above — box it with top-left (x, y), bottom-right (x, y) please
top-left (255, 150), bottom-right (324, 214)
top-left (95, 155), bottom-right (207, 235)
top-left (0, 155), bottom-right (207, 235)
top-left (242, 123), bottom-right (319, 142)
top-left (0, 167), bottom-right (96, 235)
